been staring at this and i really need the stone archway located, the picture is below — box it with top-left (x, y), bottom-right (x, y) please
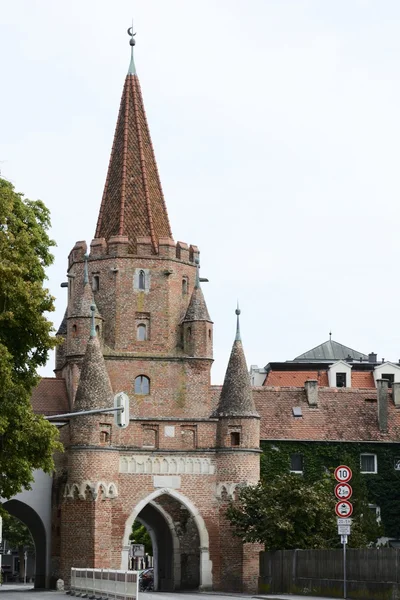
top-left (122, 488), bottom-right (212, 591)
top-left (2, 499), bottom-right (47, 588)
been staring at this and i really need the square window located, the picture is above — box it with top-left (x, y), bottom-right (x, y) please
top-left (290, 453), bottom-right (303, 473)
top-left (368, 504), bottom-right (381, 523)
top-left (360, 453), bottom-right (377, 474)
top-left (336, 372), bottom-right (347, 387)
top-left (230, 432), bottom-right (240, 446)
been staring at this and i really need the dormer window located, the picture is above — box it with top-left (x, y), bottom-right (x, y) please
top-left (328, 361), bottom-right (352, 388)
top-left (336, 373), bottom-right (347, 387)
top-left (382, 374), bottom-right (395, 388)
top-left (138, 270), bottom-right (145, 290)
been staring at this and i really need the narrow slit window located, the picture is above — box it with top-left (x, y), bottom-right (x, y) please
top-left (138, 270), bottom-right (146, 290)
top-left (182, 277), bottom-right (188, 295)
top-left (92, 275), bottom-right (100, 291)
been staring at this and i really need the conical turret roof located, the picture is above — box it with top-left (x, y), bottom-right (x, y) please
top-left (57, 309), bottom-right (67, 336)
top-left (214, 309), bottom-right (259, 418)
top-left (69, 257), bottom-right (102, 320)
top-left (74, 329), bottom-right (114, 411)
top-left (95, 39), bottom-right (172, 254)
top-left (183, 262), bottom-right (212, 322)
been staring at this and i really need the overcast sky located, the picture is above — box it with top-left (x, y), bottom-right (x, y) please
top-left (2, 1), bottom-right (400, 383)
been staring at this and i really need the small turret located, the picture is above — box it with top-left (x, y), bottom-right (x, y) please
top-left (55, 309), bottom-right (67, 373)
top-left (214, 306), bottom-right (258, 419)
top-left (70, 305), bottom-right (115, 447)
top-left (74, 305), bottom-right (113, 412)
top-left (67, 253), bottom-right (103, 356)
top-left (182, 260), bottom-right (213, 357)
top-left (214, 306), bottom-right (259, 449)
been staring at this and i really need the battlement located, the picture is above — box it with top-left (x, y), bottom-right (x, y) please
top-left (69, 237), bottom-right (200, 268)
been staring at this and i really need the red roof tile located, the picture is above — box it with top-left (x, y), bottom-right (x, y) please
top-left (95, 73), bottom-right (172, 254)
top-left (254, 387), bottom-right (398, 442)
top-left (351, 371), bottom-right (375, 388)
top-left (266, 370), bottom-right (329, 387)
top-left (31, 378), bottom-right (69, 415)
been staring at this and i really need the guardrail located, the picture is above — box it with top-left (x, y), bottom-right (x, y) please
top-left (69, 568), bottom-right (139, 599)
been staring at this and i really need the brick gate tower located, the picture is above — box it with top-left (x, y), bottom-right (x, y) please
top-left (52, 31), bottom-right (261, 592)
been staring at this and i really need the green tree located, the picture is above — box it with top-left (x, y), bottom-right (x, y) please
top-left (129, 521), bottom-right (152, 555)
top-left (0, 177), bottom-right (61, 501)
top-left (2, 514), bottom-right (34, 581)
top-left (226, 473), bottom-right (381, 550)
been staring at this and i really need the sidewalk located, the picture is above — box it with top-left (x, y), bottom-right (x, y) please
top-left (253, 594), bottom-right (338, 600)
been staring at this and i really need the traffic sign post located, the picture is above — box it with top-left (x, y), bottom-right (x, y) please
top-left (334, 465), bottom-right (353, 599)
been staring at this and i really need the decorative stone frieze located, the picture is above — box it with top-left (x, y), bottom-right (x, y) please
top-left (64, 481), bottom-right (118, 501)
top-left (215, 482), bottom-right (243, 500)
top-left (119, 455), bottom-right (215, 475)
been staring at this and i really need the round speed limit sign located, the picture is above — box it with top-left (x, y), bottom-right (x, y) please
top-left (334, 465), bottom-right (352, 483)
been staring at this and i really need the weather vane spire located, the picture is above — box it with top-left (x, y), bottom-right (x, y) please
top-left (127, 22), bottom-right (137, 75)
top-left (90, 304), bottom-right (96, 338)
top-left (235, 302), bottom-right (241, 342)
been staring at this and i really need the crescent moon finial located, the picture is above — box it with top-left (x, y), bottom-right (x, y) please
top-left (127, 22), bottom-right (137, 75)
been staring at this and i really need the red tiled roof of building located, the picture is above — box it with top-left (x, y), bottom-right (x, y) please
top-left (265, 368), bottom-right (376, 389)
top-left (351, 371), bottom-right (375, 388)
top-left (211, 384), bottom-right (399, 442)
top-left (265, 370), bottom-right (329, 387)
top-left (254, 387), bottom-right (398, 442)
top-left (95, 72), bottom-right (172, 254)
top-left (31, 378), bottom-right (69, 415)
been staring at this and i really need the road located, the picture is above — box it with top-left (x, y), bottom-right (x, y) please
top-left (0, 584), bottom-right (256, 600)
top-left (0, 585), bottom-right (341, 600)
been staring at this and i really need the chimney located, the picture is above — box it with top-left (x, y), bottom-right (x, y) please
top-left (305, 380), bottom-right (318, 407)
top-left (392, 382), bottom-right (400, 407)
top-left (377, 379), bottom-right (388, 432)
top-left (368, 352), bottom-right (377, 363)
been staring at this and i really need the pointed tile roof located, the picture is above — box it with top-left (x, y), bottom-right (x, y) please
top-left (214, 311), bottom-right (259, 418)
top-left (183, 262), bottom-right (211, 322)
top-left (69, 256), bottom-right (102, 320)
top-left (294, 339), bottom-right (368, 362)
top-left (56, 309), bottom-right (67, 336)
top-left (95, 48), bottom-right (172, 254)
top-left (74, 329), bottom-right (114, 411)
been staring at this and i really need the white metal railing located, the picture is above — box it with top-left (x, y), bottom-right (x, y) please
top-left (70, 568), bottom-right (139, 599)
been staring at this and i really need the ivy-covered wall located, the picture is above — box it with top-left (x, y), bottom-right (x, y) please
top-left (261, 441), bottom-right (400, 539)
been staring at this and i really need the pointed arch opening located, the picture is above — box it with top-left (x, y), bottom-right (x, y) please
top-left (121, 489), bottom-right (212, 591)
top-left (2, 499), bottom-right (47, 589)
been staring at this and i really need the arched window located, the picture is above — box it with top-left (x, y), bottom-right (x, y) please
top-left (137, 324), bottom-right (147, 341)
top-left (72, 324), bottom-right (77, 337)
top-left (135, 375), bottom-right (150, 395)
top-left (182, 277), bottom-right (188, 295)
top-left (95, 325), bottom-right (100, 337)
top-left (138, 270), bottom-right (146, 290)
top-left (186, 327), bottom-right (191, 341)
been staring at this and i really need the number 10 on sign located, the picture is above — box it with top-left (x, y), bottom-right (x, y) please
top-left (334, 465), bottom-right (352, 483)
